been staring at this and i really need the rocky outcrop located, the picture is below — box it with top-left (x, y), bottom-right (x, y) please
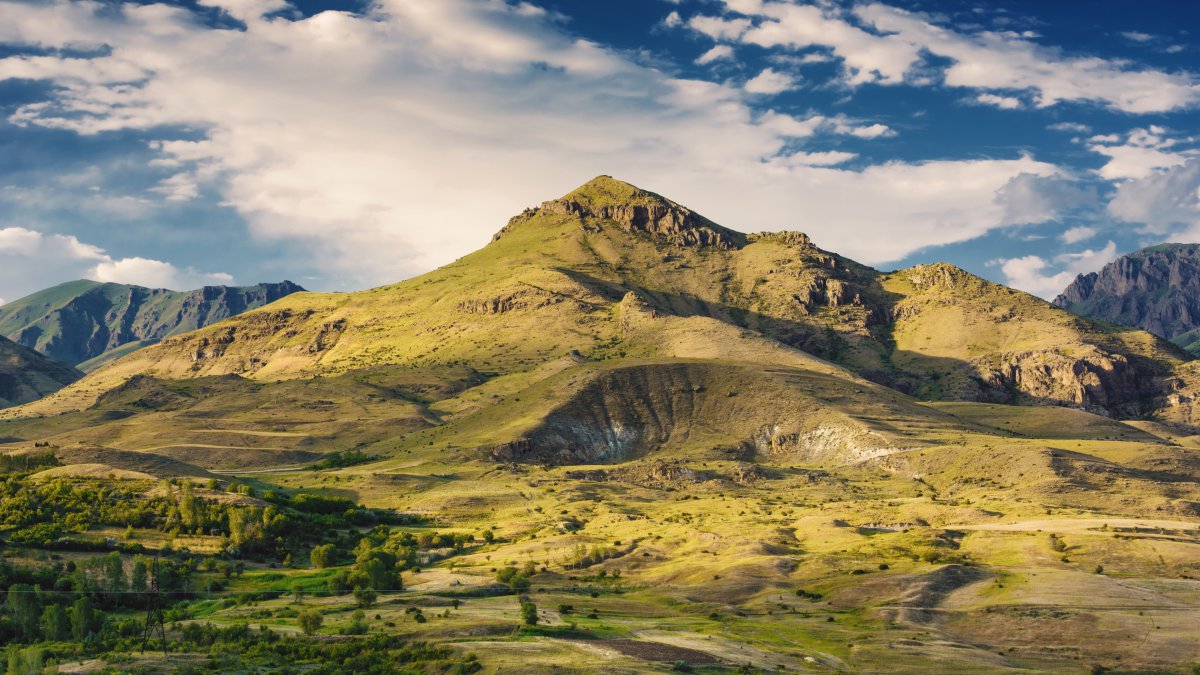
top-left (536, 197), bottom-right (743, 248)
top-left (1055, 244), bottom-right (1200, 355)
top-left (975, 347), bottom-right (1147, 414)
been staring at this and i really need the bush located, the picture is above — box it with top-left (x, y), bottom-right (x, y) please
top-left (298, 608), bottom-right (323, 635)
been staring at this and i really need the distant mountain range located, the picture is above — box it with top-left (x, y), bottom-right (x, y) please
top-left (0, 280), bottom-right (305, 372)
top-left (1055, 244), bottom-right (1200, 356)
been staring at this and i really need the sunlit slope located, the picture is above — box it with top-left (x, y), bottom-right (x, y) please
top-left (10, 175), bottom-right (1192, 421)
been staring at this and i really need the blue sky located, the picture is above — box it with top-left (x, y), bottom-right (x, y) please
top-left (0, 0), bottom-right (1197, 302)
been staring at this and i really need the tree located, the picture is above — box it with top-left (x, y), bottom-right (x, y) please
top-left (481, 529), bottom-right (495, 544)
top-left (520, 600), bottom-right (538, 626)
top-left (5, 585), bottom-right (42, 642)
top-left (131, 557), bottom-right (149, 595)
top-left (70, 596), bottom-right (95, 642)
top-left (5, 646), bottom-right (43, 675)
top-left (310, 544), bottom-right (336, 569)
top-left (353, 586), bottom-right (378, 609)
top-left (41, 604), bottom-right (70, 641)
top-left (298, 608), bottom-right (323, 635)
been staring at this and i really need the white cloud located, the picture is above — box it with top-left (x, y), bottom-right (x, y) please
top-left (91, 257), bottom-right (233, 288)
top-left (693, 1), bottom-right (1200, 113)
top-left (1120, 31), bottom-right (1155, 43)
top-left (1086, 127), bottom-right (1197, 180)
top-left (0, 0), bottom-right (1069, 286)
top-left (768, 150), bottom-right (858, 167)
top-left (1107, 159), bottom-right (1200, 234)
top-left (1048, 122), bottom-right (1090, 134)
top-left (661, 11), bottom-right (682, 29)
top-left (1084, 126), bottom-right (1195, 181)
top-left (1060, 226), bottom-right (1096, 244)
top-left (972, 93), bottom-right (1022, 109)
top-left (994, 173), bottom-right (1096, 226)
top-left (999, 241), bottom-right (1118, 299)
top-left (687, 14), bottom-right (751, 40)
top-left (744, 67), bottom-right (797, 94)
top-left (758, 111), bottom-right (891, 139)
top-left (695, 44), bottom-right (734, 65)
top-left (0, 226), bottom-right (232, 300)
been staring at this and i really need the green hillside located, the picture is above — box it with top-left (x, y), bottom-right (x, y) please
top-left (2, 177), bottom-right (1200, 673)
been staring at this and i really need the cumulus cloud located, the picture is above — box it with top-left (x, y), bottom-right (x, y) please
top-left (1048, 122), bottom-right (1090, 134)
top-left (695, 44), bottom-right (734, 65)
top-left (744, 67), bottom-right (797, 94)
top-left (1086, 127), bottom-right (1197, 180)
top-left (689, 0), bottom-right (1200, 113)
top-left (0, 227), bottom-right (231, 301)
top-left (0, 0), bottom-right (1069, 287)
top-left (999, 241), bottom-right (1118, 299)
top-left (972, 93), bottom-right (1022, 109)
top-left (994, 173), bottom-right (1097, 226)
top-left (1060, 226), bottom-right (1097, 244)
top-left (1108, 159), bottom-right (1200, 235)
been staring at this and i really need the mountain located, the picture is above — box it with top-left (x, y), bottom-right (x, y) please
top-left (0, 279), bottom-right (305, 370)
top-left (11, 176), bottom-right (1193, 425)
top-left (1055, 243), bottom-right (1200, 356)
top-left (4, 177), bottom-right (1200, 673)
top-left (0, 334), bottom-right (82, 408)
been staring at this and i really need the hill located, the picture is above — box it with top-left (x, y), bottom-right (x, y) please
top-left (0, 279), bottom-right (305, 369)
top-left (3, 177), bottom-right (1200, 673)
top-left (0, 334), bottom-right (82, 408)
top-left (12, 176), bottom-right (1190, 422)
top-left (1055, 243), bottom-right (1200, 355)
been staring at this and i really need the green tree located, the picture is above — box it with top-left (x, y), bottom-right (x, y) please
top-left (131, 557), bottom-right (149, 594)
top-left (353, 586), bottom-right (378, 609)
top-left (104, 551), bottom-right (126, 594)
top-left (5, 585), bottom-right (42, 642)
top-left (310, 544), bottom-right (336, 569)
top-left (520, 601), bottom-right (538, 626)
top-left (298, 608), bottom-right (323, 635)
top-left (5, 646), bottom-right (43, 675)
top-left (41, 604), bottom-right (70, 641)
top-left (70, 596), bottom-right (95, 642)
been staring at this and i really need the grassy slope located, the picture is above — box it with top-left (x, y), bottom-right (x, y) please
top-left (10, 178), bottom-right (1189, 424)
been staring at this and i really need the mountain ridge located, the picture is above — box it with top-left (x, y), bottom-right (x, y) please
top-left (8, 176), bottom-right (1194, 424)
top-left (1055, 243), bottom-right (1200, 356)
top-left (0, 278), bottom-right (305, 369)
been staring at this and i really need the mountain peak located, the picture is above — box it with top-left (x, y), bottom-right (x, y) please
top-left (496, 175), bottom-right (745, 249)
top-left (1055, 243), bottom-right (1200, 355)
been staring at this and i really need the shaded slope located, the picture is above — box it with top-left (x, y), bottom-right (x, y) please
top-left (0, 278), bottom-right (305, 367)
top-left (0, 335), bottom-right (82, 408)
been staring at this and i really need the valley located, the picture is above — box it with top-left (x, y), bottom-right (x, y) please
top-left (0, 178), bottom-right (1198, 673)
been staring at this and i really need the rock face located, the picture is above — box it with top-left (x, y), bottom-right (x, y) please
top-left (1054, 244), bottom-right (1200, 355)
top-left (494, 175), bottom-right (745, 249)
top-left (0, 334), bottom-right (82, 408)
top-left (0, 279), bottom-right (305, 368)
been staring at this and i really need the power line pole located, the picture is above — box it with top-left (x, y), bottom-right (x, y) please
top-left (141, 555), bottom-right (168, 656)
